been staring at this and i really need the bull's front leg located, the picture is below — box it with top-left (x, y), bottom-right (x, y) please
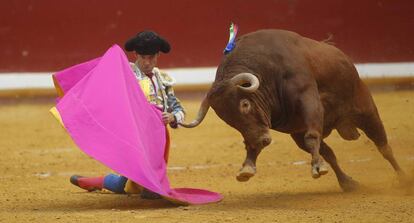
top-left (305, 130), bottom-right (328, 178)
top-left (236, 145), bottom-right (259, 182)
top-left (292, 131), bottom-right (328, 179)
top-left (296, 88), bottom-right (328, 178)
top-left (236, 135), bottom-right (272, 182)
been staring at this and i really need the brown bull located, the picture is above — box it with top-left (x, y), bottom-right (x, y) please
top-left (180, 29), bottom-right (404, 191)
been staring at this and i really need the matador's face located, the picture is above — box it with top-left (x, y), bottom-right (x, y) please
top-left (135, 53), bottom-right (159, 75)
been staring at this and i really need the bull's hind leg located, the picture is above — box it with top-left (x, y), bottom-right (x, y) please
top-left (320, 141), bottom-right (359, 191)
top-left (356, 112), bottom-right (404, 177)
top-left (292, 134), bottom-right (358, 191)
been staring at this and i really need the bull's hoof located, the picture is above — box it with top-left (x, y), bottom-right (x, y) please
top-left (311, 162), bottom-right (329, 179)
top-left (236, 166), bottom-right (256, 182)
top-left (397, 172), bottom-right (411, 186)
top-left (311, 169), bottom-right (321, 179)
top-left (339, 177), bottom-right (360, 192)
top-left (319, 165), bottom-right (329, 176)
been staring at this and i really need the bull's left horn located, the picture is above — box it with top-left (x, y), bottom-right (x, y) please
top-left (231, 73), bottom-right (260, 93)
top-left (178, 97), bottom-right (210, 128)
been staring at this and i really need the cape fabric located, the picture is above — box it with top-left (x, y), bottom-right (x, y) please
top-left (50, 45), bottom-right (222, 205)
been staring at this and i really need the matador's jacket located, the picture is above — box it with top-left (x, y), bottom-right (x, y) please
top-left (130, 62), bottom-right (185, 128)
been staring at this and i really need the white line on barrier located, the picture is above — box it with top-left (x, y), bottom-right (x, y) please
top-left (1, 62), bottom-right (413, 90)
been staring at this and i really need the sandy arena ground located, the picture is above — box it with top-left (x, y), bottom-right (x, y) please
top-left (0, 90), bottom-right (413, 223)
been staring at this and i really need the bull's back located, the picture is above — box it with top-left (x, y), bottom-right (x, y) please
top-left (237, 30), bottom-right (361, 83)
top-left (301, 37), bottom-right (361, 93)
top-left (236, 30), bottom-right (362, 100)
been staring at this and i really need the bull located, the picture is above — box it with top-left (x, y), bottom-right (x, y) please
top-left (179, 29), bottom-right (404, 191)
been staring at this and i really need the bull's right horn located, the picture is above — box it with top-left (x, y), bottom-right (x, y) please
top-left (178, 97), bottom-right (210, 128)
top-left (230, 73), bottom-right (260, 93)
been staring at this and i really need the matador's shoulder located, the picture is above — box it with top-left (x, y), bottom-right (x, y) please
top-left (155, 68), bottom-right (176, 86)
top-left (129, 62), bottom-right (137, 69)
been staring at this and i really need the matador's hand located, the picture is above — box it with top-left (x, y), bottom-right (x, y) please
top-left (162, 112), bottom-right (175, 125)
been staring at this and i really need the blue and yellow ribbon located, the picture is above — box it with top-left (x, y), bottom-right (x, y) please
top-left (224, 22), bottom-right (238, 54)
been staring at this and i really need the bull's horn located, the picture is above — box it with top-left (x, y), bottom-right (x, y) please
top-left (231, 72), bottom-right (260, 93)
top-left (178, 97), bottom-right (210, 128)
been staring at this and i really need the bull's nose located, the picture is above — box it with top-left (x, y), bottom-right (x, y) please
top-left (261, 136), bottom-right (272, 147)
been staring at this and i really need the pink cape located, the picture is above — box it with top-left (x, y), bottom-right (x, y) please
top-left (51, 45), bottom-right (222, 205)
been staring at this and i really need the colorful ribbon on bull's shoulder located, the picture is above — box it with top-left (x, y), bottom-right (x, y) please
top-left (224, 22), bottom-right (238, 54)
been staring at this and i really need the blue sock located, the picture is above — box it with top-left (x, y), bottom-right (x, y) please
top-left (103, 174), bottom-right (128, 194)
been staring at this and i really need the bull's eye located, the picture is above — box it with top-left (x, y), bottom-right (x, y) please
top-left (239, 99), bottom-right (251, 114)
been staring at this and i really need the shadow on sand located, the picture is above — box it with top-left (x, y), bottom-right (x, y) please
top-left (21, 192), bottom-right (180, 212)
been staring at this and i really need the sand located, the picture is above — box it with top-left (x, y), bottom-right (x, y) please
top-left (0, 90), bottom-right (413, 222)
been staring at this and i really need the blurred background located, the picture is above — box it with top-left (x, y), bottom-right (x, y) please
top-left (0, 0), bottom-right (414, 94)
top-left (1, 0), bottom-right (414, 94)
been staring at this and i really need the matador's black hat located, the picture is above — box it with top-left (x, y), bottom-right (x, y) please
top-left (124, 30), bottom-right (171, 55)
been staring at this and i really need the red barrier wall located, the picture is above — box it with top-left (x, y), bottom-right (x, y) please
top-left (1, 0), bottom-right (414, 72)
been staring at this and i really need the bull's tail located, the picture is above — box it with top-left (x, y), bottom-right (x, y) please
top-left (321, 33), bottom-right (335, 45)
top-left (178, 97), bottom-right (210, 128)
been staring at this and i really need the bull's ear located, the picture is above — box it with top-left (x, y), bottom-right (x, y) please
top-left (239, 99), bottom-right (251, 114)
